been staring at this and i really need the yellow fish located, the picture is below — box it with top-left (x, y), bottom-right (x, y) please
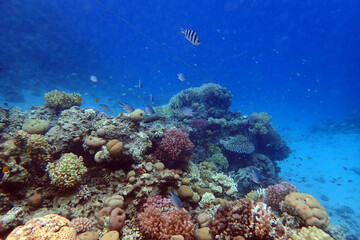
top-left (119, 111), bottom-right (124, 117)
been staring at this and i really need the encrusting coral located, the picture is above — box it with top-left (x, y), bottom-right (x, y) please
top-left (283, 192), bottom-right (330, 229)
top-left (46, 152), bottom-right (87, 189)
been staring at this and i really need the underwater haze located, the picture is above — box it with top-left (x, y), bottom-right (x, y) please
top-left (1, 0), bottom-right (360, 239)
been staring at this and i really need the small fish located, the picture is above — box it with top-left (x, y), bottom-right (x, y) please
top-left (306, 157), bottom-right (312, 160)
top-left (110, 110), bottom-right (114, 114)
top-left (94, 97), bottom-right (99, 103)
top-left (99, 104), bottom-right (110, 112)
top-left (251, 169), bottom-right (261, 185)
top-left (138, 78), bottom-right (143, 88)
top-left (177, 73), bottom-right (186, 82)
top-left (90, 75), bottom-right (98, 83)
top-left (149, 94), bottom-right (154, 103)
top-left (169, 192), bottom-right (183, 209)
top-left (180, 27), bottom-right (201, 46)
top-left (120, 103), bottom-right (135, 113)
top-left (4, 103), bottom-right (8, 107)
top-left (118, 111), bottom-right (124, 117)
top-left (2, 166), bottom-right (9, 173)
top-left (180, 106), bottom-right (194, 116)
top-left (145, 105), bottom-right (155, 115)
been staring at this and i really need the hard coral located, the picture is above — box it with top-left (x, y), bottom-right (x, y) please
top-left (284, 192), bottom-right (330, 229)
top-left (46, 153), bottom-right (87, 189)
top-left (138, 206), bottom-right (194, 240)
top-left (155, 128), bottom-right (194, 162)
top-left (220, 135), bottom-right (255, 154)
top-left (7, 214), bottom-right (76, 240)
top-left (290, 226), bottom-right (334, 240)
top-left (265, 182), bottom-right (298, 209)
top-left (44, 89), bottom-right (83, 110)
top-left (210, 198), bottom-right (285, 240)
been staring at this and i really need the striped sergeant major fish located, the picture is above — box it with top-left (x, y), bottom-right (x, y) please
top-left (180, 27), bottom-right (201, 46)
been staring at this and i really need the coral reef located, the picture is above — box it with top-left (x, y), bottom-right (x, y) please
top-left (0, 84), bottom-right (342, 240)
top-left (290, 226), bottom-right (334, 240)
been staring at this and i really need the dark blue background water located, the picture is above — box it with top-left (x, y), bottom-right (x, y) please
top-left (1, 0), bottom-right (359, 125)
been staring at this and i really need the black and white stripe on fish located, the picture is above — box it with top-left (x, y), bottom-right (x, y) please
top-left (180, 27), bottom-right (201, 46)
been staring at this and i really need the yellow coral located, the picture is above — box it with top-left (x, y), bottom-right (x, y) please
top-left (290, 226), bottom-right (334, 240)
top-left (44, 89), bottom-right (83, 110)
top-left (46, 153), bottom-right (87, 189)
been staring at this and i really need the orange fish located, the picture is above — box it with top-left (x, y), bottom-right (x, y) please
top-left (95, 97), bottom-right (99, 103)
top-left (2, 166), bottom-right (9, 173)
top-left (110, 110), bottom-right (114, 114)
top-left (119, 112), bottom-right (124, 117)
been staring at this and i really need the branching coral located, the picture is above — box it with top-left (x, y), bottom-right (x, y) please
top-left (44, 90), bottom-right (83, 110)
top-left (220, 135), bottom-right (255, 154)
top-left (249, 112), bottom-right (272, 135)
top-left (46, 153), bottom-right (87, 189)
top-left (155, 128), bottom-right (194, 162)
top-left (265, 182), bottom-right (298, 209)
top-left (210, 198), bottom-right (285, 240)
top-left (138, 206), bottom-right (194, 240)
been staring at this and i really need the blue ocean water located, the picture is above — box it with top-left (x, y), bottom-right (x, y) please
top-left (1, 0), bottom-right (360, 238)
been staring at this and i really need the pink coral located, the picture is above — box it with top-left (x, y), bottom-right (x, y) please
top-left (142, 195), bottom-right (172, 210)
top-left (138, 206), bottom-right (194, 240)
top-left (155, 128), bottom-right (194, 161)
top-left (265, 181), bottom-right (298, 209)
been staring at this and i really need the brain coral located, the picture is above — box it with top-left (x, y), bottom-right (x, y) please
top-left (155, 128), bottom-right (194, 162)
top-left (284, 192), bottom-right (330, 229)
top-left (44, 90), bottom-right (83, 110)
top-left (210, 198), bottom-right (285, 240)
top-left (46, 153), bottom-right (87, 189)
top-left (7, 214), bottom-right (76, 240)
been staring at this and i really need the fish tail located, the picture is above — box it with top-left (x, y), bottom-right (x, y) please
top-left (179, 27), bottom-right (185, 34)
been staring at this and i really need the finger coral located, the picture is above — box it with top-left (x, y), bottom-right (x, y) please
top-left (210, 198), bottom-right (286, 240)
top-left (155, 128), bottom-right (194, 162)
top-left (138, 205), bottom-right (194, 239)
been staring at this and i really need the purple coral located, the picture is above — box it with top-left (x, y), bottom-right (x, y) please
top-left (142, 195), bottom-right (172, 210)
top-left (155, 128), bottom-right (194, 161)
top-left (191, 118), bottom-right (209, 130)
top-left (265, 182), bottom-right (298, 209)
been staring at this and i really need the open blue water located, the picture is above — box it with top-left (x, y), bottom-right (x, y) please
top-left (1, 0), bottom-right (360, 238)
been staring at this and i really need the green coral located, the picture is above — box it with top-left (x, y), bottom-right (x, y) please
top-left (46, 153), bottom-right (87, 189)
top-left (250, 112), bottom-right (272, 135)
top-left (44, 90), bottom-right (83, 110)
top-left (207, 153), bottom-right (228, 169)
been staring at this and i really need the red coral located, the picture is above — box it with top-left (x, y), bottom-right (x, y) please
top-left (265, 182), bottom-right (298, 209)
top-left (138, 206), bottom-right (194, 240)
top-left (155, 128), bottom-right (194, 161)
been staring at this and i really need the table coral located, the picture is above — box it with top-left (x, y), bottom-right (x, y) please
top-left (210, 198), bottom-right (285, 240)
top-left (46, 152), bottom-right (87, 189)
top-left (6, 214), bottom-right (76, 240)
top-left (284, 192), bottom-right (330, 229)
